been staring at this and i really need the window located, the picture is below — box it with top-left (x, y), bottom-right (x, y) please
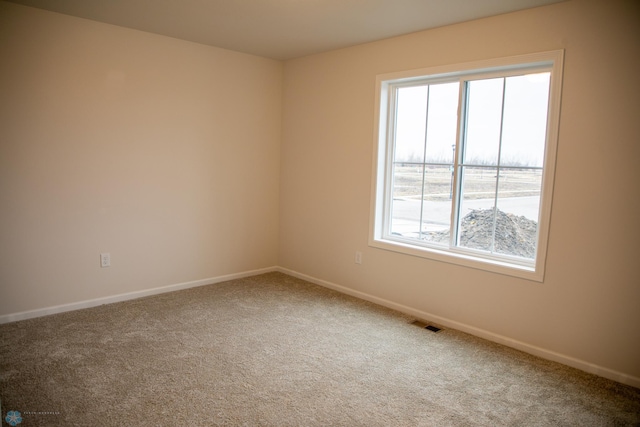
top-left (370, 51), bottom-right (563, 281)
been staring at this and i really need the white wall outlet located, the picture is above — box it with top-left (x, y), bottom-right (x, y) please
top-left (100, 253), bottom-right (111, 268)
top-left (355, 251), bottom-right (362, 264)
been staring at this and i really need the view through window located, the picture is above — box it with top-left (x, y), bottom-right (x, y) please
top-left (371, 52), bottom-right (563, 280)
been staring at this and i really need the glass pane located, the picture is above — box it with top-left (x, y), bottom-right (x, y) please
top-left (394, 86), bottom-right (427, 163)
top-left (457, 166), bottom-right (498, 252)
top-left (500, 73), bottom-right (550, 167)
top-left (419, 165), bottom-right (453, 245)
top-left (464, 78), bottom-right (504, 166)
top-left (390, 164), bottom-right (424, 238)
top-left (493, 168), bottom-right (542, 259)
top-left (425, 82), bottom-right (459, 164)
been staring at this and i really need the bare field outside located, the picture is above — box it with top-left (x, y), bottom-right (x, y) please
top-left (392, 164), bottom-right (542, 201)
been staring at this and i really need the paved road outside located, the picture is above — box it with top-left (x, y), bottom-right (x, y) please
top-left (390, 195), bottom-right (539, 235)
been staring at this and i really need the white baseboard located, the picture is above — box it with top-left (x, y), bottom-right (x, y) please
top-left (0, 266), bottom-right (278, 325)
top-left (277, 267), bottom-right (640, 389)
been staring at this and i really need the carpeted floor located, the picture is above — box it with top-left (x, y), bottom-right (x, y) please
top-left (1, 272), bottom-right (639, 426)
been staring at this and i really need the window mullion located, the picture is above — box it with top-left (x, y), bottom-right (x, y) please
top-left (417, 86), bottom-right (430, 240)
top-left (490, 78), bottom-right (508, 254)
top-left (450, 79), bottom-right (466, 249)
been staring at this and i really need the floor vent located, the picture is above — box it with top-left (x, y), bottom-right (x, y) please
top-left (411, 320), bottom-right (442, 332)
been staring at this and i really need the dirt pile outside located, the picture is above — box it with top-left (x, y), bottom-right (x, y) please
top-left (426, 208), bottom-right (538, 259)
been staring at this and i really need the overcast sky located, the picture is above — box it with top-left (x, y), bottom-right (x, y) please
top-left (394, 72), bottom-right (551, 168)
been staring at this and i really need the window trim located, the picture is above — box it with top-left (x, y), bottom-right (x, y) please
top-left (369, 50), bottom-right (564, 282)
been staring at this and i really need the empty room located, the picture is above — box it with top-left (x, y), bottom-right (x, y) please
top-left (1, 0), bottom-right (639, 425)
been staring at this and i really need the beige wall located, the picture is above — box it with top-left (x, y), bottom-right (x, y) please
top-left (279, 0), bottom-right (640, 380)
top-left (0, 3), bottom-right (282, 314)
top-left (1, 0), bottom-right (639, 385)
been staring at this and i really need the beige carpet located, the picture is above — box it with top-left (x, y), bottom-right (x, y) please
top-left (1, 272), bottom-right (638, 426)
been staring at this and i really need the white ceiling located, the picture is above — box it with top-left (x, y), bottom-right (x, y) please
top-left (5, 0), bottom-right (565, 60)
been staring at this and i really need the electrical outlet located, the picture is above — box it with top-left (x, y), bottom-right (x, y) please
top-left (100, 253), bottom-right (111, 268)
top-left (355, 251), bottom-right (362, 264)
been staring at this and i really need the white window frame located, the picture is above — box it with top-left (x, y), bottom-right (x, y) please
top-left (369, 50), bottom-right (564, 282)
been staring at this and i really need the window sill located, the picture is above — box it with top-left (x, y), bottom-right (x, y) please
top-left (369, 237), bottom-right (544, 282)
